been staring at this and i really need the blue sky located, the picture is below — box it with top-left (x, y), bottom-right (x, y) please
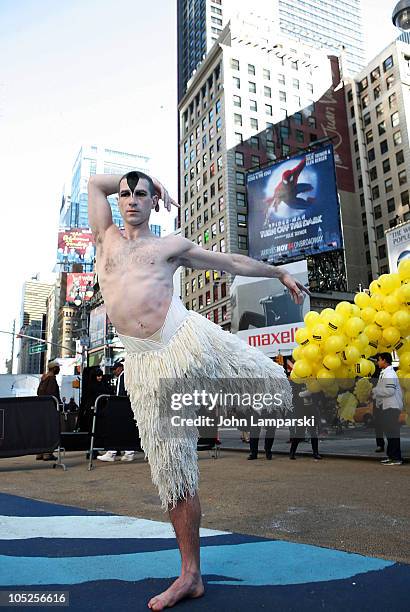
top-left (0, 0), bottom-right (399, 370)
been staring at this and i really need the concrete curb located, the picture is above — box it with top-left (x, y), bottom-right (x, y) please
top-left (220, 447), bottom-right (408, 462)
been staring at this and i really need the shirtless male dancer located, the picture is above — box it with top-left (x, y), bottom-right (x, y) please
top-left (88, 171), bottom-right (308, 610)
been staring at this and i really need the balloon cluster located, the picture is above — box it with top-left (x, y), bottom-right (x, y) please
top-left (291, 260), bottom-right (410, 399)
top-left (337, 392), bottom-right (357, 422)
top-left (354, 378), bottom-right (373, 404)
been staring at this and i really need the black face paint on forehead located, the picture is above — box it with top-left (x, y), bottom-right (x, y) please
top-left (125, 171), bottom-right (141, 194)
top-left (119, 171), bottom-right (155, 197)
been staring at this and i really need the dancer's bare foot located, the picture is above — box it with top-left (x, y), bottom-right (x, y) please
top-left (147, 572), bottom-right (204, 610)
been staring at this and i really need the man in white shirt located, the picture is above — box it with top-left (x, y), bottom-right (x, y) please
top-left (372, 353), bottom-right (403, 465)
top-left (97, 360), bottom-right (137, 462)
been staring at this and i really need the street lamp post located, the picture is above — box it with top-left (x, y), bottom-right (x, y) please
top-left (392, 0), bottom-right (410, 31)
top-left (73, 282), bottom-right (94, 386)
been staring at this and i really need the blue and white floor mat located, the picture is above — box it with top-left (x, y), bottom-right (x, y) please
top-left (0, 492), bottom-right (408, 611)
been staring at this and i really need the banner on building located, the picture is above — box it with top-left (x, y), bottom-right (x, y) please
top-left (66, 273), bottom-right (94, 303)
top-left (89, 305), bottom-right (107, 350)
top-left (386, 221), bottom-right (410, 273)
top-left (247, 144), bottom-right (342, 263)
top-left (230, 260), bottom-right (310, 357)
top-left (57, 229), bottom-right (95, 266)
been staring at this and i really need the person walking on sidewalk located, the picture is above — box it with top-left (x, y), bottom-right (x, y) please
top-left (372, 353), bottom-right (403, 466)
top-left (36, 360), bottom-right (61, 461)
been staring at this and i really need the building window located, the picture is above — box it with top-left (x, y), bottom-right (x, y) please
top-left (380, 140), bottom-right (388, 154)
top-left (231, 58), bottom-right (239, 70)
top-left (265, 104), bottom-right (273, 116)
top-left (233, 76), bottom-right (240, 89)
top-left (385, 178), bottom-right (393, 193)
top-left (372, 185), bottom-right (380, 199)
top-left (236, 171), bottom-right (245, 186)
top-left (279, 90), bottom-right (286, 102)
top-left (250, 118), bottom-right (259, 130)
top-left (280, 125), bottom-right (290, 139)
top-left (378, 121), bottom-right (386, 136)
top-left (291, 60), bottom-right (298, 70)
top-left (250, 136), bottom-right (259, 149)
top-left (204, 229), bottom-right (210, 244)
top-left (366, 130), bottom-right (373, 144)
top-left (249, 81), bottom-right (256, 93)
top-left (401, 191), bottom-right (410, 206)
top-left (393, 131), bottom-right (402, 146)
top-left (263, 68), bottom-right (271, 80)
top-left (378, 244), bottom-right (387, 259)
top-left (217, 176), bottom-right (223, 190)
top-left (250, 99), bottom-right (257, 112)
top-left (216, 99), bottom-right (221, 114)
top-left (374, 204), bottom-right (382, 219)
top-left (237, 213), bottom-right (247, 228)
top-left (373, 85), bottom-right (381, 99)
top-left (217, 137), bottom-right (222, 152)
top-left (234, 113), bottom-right (242, 126)
top-left (383, 55), bottom-right (393, 72)
top-left (308, 116), bottom-right (316, 129)
top-left (238, 235), bottom-right (248, 249)
top-left (235, 152), bottom-right (244, 166)
top-left (396, 150), bottom-right (404, 165)
top-left (371, 66), bottom-right (380, 82)
top-left (399, 170), bottom-right (407, 186)
top-left (236, 192), bottom-right (246, 207)
top-left (278, 73), bottom-right (285, 85)
top-left (391, 111), bottom-right (400, 127)
top-left (204, 209), bottom-right (209, 223)
top-left (362, 94), bottom-right (369, 109)
top-left (360, 76), bottom-right (368, 90)
top-left (219, 195), bottom-right (224, 211)
top-left (375, 103), bottom-right (384, 118)
top-left (383, 159), bottom-right (390, 173)
top-left (387, 197), bottom-right (395, 213)
top-left (248, 63), bottom-right (255, 75)
top-left (296, 130), bottom-right (304, 143)
top-left (217, 155), bottom-right (222, 171)
top-left (219, 217), bottom-right (225, 233)
top-left (234, 132), bottom-right (243, 144)
top-left (233, 95), bottom-right (241, 107)
top-left (370, 167), bottom-right (377, 181)
top-left (251, 155), bottom-right (260, 167)
top-left (386, 74), bottom-right (395, 89)
top-left (206, 291), bottom-right (211, 306)
top-left (376, 225), bottom-right (384, 239)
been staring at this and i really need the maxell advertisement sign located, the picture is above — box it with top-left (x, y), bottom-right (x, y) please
top-left (386, 221), bottom-right (410, 272)
top-left (230, 261), bottom-right (309, 356)
top-left (247, 144), bottom-right (342, 262)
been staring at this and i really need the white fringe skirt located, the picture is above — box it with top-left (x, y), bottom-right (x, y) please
top-left (121, 311), bottom-right (292, 510)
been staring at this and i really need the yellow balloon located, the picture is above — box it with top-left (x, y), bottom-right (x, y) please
top-left (293, 359), bottom-right (312, 378)
top-left (382, 326), bottom-right (401, 347)
top-left (323, 354), bottom-right (342, 371)
top-left (404, 391), bottom-right (410, 407)
top-left (292, 346), bottom-right (305, 361)
top-left (391, 310), bottom-right (410, 332)
top-left (320, 308), bottom-right (335, 323)
top-left (327, 312), bottom-right (344, 333)
top-left (398, 259), bottom-right (410, 281)
top-left (398, 370), bottom-right (410, 390)
top-left (335, 301), bottom-right (353, 317)
top-left (364, 324), bottom-right (382, 342)
top-left (374, 311), bottom-right (391, 329)
top-left (304, 344), bottom-right (322, 362)
top-left (354, 292), bottom-right (371, 309)
top-left (399, 352), bottom-right (410, 371)
top-left (290, 369), bottom-right (304, 384)
top-left (295, 328), bottom-right (311, 346)
top-left (306, 379), bottom-right (321, 393)
top-left (369, 280), bottom-right (383, 295)
top-left (355, 358), bottom-right (372, 377)
top-left (344, 317), bottom-right (365, 338)
top-left (304, 311), bottom-right (320, 328)
top-left (369, 294), bottom-right (384, 311)
top-left (383, 295), bottom-right (401, 314)
top-left (378, 273), bottom-right (401, 295)
top-left (351, 304), bottom-right (361, 317)
top-left (324, 334), bottom-right (346, 354)
top-left (311, 323), bottom-right (329, 343)
top-left (342, 345), bottom-right (361, 365)
top-left (397, 339), bottom-right (410, 355)
top-left (360, 307), bottom-right (376, 324)
top-left (398, 284), bottom-right (410, 305)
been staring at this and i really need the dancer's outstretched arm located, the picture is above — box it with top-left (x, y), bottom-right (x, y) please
top-left (177, 238), bottom-right (309, 304)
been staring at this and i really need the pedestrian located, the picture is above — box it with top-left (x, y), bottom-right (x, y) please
top-left (97, 360), bottom-right (141, 462)
top-left (78, 367), bottom-right (110, 432)
top-left (372, 353), bottom-right (403, 465)
top-left (36, 360), bottom-right (61, 461)
top-left (289, 387), bottom-right (322, 460)
top-left (247, 408), bottom-right (276, 460)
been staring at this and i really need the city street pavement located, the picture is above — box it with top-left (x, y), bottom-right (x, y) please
top-left (220, 425), bottom-right (410, 458)
top-left (0, 451), bottom-right (409, 611)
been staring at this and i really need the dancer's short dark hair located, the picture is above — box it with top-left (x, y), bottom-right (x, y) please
top-left (119, 171), bottom-right (155, 197)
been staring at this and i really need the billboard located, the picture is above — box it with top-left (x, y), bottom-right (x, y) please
top-left (57, 229), bottom-right (96, 266)
top-left (66, 273), bottom-right (94, 303)
top-left (247, 144), bottom-right (342, 263)
top-left (230, 260), bottom-right (310, 357)
top-left (386, 221), bottom-right (410, 273)
top-left (89, 304), bottom-right (107, 350)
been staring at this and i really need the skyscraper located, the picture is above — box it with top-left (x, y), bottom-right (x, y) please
top-left (59, 145), bottom-right (150, 230)
top-left (177, 0), bottom-right (365, 103)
